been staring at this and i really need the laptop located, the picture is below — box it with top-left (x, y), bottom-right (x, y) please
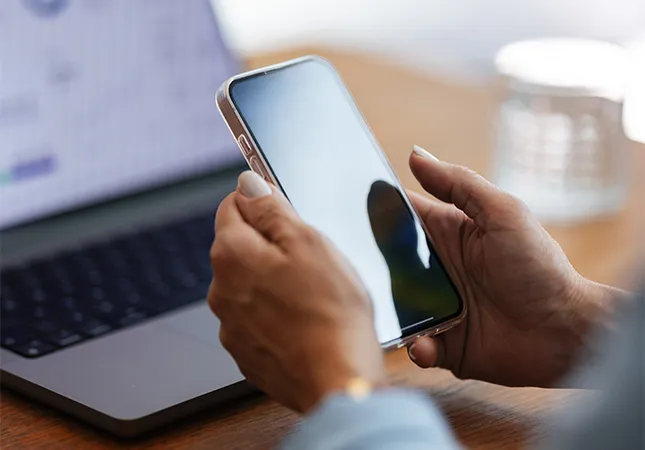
top-left (0, 0), bottom-right (252, 437)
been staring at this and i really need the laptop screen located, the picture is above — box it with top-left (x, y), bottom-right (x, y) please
top-left (0, 0), bottom-right (241, 230)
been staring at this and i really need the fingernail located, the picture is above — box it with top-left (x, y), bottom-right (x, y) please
top-left (413, 145), bottom-right (439, 162)
top-left (238, 171), bottom-right (272, 198)
top-left (408, 343), bottom-right (417, 361)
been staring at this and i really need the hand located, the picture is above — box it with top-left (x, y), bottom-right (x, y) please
top-left (208, 171), bottom-right (386, 413)
top-left (406, 146), bottom-right (614, 387)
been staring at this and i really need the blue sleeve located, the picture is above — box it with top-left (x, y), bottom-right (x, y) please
top-left (536, 284), bottom-right (644, 450)
top-left (281, 390), bottom-right (462, 450)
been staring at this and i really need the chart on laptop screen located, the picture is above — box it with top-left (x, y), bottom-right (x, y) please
top-left (0, 0), bottom-right (240, 229)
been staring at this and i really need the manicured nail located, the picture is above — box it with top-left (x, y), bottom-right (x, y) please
top-left (408, 343), bottom-right (417, 361)
top-left (238, 171), bottom-right (272, 198)
top-left (413, 145), bottom-right (439, 162)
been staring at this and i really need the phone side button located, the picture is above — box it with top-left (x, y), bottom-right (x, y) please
top-left (237, 135), bottom-right (253, 156)
top-left (249, 155), bottom-right (263, 174)
top-left (249, 156), bottom-right (271, 181)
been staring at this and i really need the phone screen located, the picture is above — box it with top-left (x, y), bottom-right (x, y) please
top-left (229, 58), bottom-right (463, 345)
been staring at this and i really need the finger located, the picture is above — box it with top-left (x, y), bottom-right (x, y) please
top-left (206, 279), bottom-right (217, 314)
top-left (211, 192), bottom-right (277, 265)
top-left (408, 336), bottom-right (444, 369)
top-left (407, 190), bottom-right (462, 225)
top-left (409, 145), bottom-right (506, 225)
top-left (207, 278), bottom-right (241, 322)
top-left (235, 171), bottom-right (306, 250)
top-left (210, 224), bottom-right (278, 283)
top-left (211, 194), bottom-right (283, 296)
top-left (215, 192), bottom-right (245, 234)
top-left (214, 188), bottom-right (281, 266)
top-left (218, 326), bottom-right (237, 354)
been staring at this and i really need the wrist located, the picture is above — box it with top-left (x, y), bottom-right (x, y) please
top-left (303, 373), bottom-right (390, 414)
top-left (557, 275), bottom-right (627, 375)
top-left (295, 325), bottom-right (388, 413)
top-left (297, 342), bottom-right (389, 413)
top-left (571, 275), bottom-right (626, 332)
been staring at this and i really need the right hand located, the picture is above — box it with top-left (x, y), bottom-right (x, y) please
top-left (406, 146), bottom-right (611, 387)
top-left (208, 173), bottom-right (386, 413)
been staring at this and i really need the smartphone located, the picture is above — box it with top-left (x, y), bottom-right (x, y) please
top-left (217, 56), bottom-right (466, 349)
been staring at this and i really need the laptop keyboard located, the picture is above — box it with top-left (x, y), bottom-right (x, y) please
top-left (1, 212), bottom-right (215, 359)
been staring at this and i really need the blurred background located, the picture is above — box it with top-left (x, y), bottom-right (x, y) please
top-left (212, 0), bottom-right (645, 80)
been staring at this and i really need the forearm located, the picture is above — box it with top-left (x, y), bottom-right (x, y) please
top-left (281, 390), bottom-right (461, 450)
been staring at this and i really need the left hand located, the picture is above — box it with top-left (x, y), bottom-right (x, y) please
top-left (404, 149), bottom-right (614, 387)
top-left (208, 171), bottom-right (387, 413)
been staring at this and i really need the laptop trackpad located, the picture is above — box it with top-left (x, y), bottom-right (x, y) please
top-left (5, 314), bottom-right (243, 421)
top-left (163, 303), bottom-right (223, 348)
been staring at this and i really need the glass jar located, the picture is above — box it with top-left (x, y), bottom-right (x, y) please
top-left (493, 39), bottom-right (631, 223)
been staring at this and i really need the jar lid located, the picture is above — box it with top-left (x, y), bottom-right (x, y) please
top-left (495, 38), bottom-right (629, 101)
top-left (623, 35), bottom-right (645, 143)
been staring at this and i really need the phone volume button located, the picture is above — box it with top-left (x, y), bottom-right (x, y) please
top-left (237, 135), bottom-right (253, 156)
top-left (249, 156), bottom-right (263, 175)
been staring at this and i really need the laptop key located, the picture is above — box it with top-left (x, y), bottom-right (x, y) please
top-left (32, 305), bottom-right (50, 319)
top-left (62, 296), bottom-right (78, 310)
top-left (30, 288), bottom-right (48, 303)
top-left (87, 269), bottom-right (104, 286)
top-left (13, 340), bottom-right (56, 358)
top-left (32, 319), bottom-right (64, 334)
top-left (79, 320), bottom-right (112, 337)
top-left (95, 300), bottom-right (115, 314)
top-left (123, 290), bottom-right (142, 305)
top-left (66, 309), bottom-right (92, 325)
top-left (2, 335), bottom-right (21, 348)
top-left (1, 327), bottom-right (34, 348)
top-left (47, 329), bottom-right (83, 348)
top-left (57, 283), bottom-right (76, 296)
top-left (117, 309), bottom-right (148, 328)
top-left (1, 296), bottom-right (20, 313)
top-left (90, 286), bottom-right (107, 301)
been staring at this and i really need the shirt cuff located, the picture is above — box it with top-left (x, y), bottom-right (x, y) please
top-left (281, 389), bottom-right (461, 450)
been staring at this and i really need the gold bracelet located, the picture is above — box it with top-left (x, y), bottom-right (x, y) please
top-left (344, 377), bottom-right (373, 401)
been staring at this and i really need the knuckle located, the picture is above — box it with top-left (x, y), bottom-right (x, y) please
top-left (255, 199), bottom-right (293, 236)
top-left (219, 327), bottom-right (235, 351)
top-left (210, 231), bottom-right (237, 268)
top-left (214, 193), bottom-right (235, 225)
top-left (206, 281), bottom-right (215, 306)
top-left (454, 165), bottom-right (488, 190)
top-left (295, 224), bottom-right (320, 246)
top-left (256, 195), bottom-right (282, 214)
top-left (453, 164), bottom-right (479, 179)
top-left (216, 193), bottom-right (236, 216)
top-left (209, 243), bottom-right (227, 270)
top-left (452, 164), bottom-right (475, 186)
top-left (255, 198), bottom-right (283, 224)
top-left (503, 192), bottom-right (532, 217)
top-left (236, 364), bottom-right (256, 387)
top-left (207, 282), bottom-right (225, 316)
top-left (511, 195), bottom-right (531, 215)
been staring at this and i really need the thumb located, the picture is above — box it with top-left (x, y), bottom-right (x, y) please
top-left (235, 171), bottom-right (303, 249)
top-left (407, 336), bottom-right (445, 369)
top-left (409, 145), bottom-right (510, 225)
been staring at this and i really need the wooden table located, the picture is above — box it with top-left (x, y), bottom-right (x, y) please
top-left (2, 48), bottom-right (643, 449)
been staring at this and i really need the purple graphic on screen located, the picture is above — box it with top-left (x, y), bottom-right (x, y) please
top-left (12, 155), bottom-right (56, 181)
